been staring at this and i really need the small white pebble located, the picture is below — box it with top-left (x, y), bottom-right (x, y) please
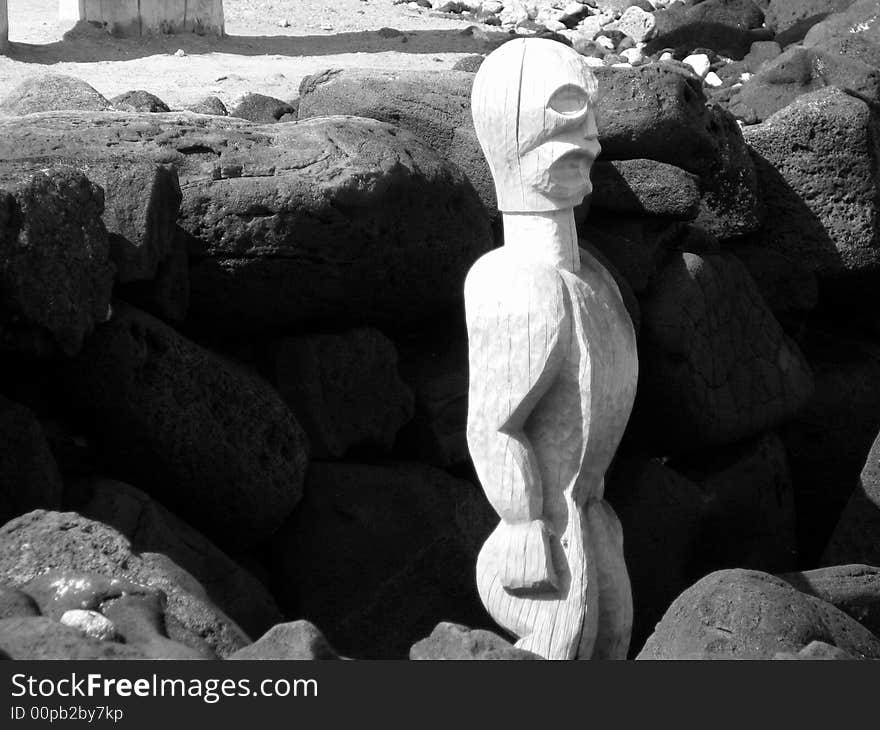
top-left (659, 51), bottom-right (674, 62)
top-left (581, 56), bottom-right (606, 67)
top-left (60, 610), bottom-right (118, 642)
top-left (683, 53), bottom-right (711, 78)
top-left (740, 72), bottom-right (752, 82)
top-left (620, 47), bottom-right (644, 65)
top-left (704, 71), bottom-right (723, 87)
top-left (595, 34), bottom-right (615, 50)
top-left (611, 62), bottom-right (633, 68)
top-left (174, 48), bottom-right (186, 57)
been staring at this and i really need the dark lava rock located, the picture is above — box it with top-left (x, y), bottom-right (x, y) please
top-left (647, 0), bottom-right (772, 59)
top-left (0, 585), bottom-right (39, 620)
top-left (271, 462), bottom-right (495, 659)
top-left (803, 0), bottom-right (880, 48)
top-left (637, 569), bottom-right (880, 659)
top-left (228, 621), bottom-right (341, 660)
top-left (0, 168), bottom-right (114, 356)
top-left (110, 90), bottom-right (171, 113)
top-left (0, 510), bottom-right (249, 656)
top-left (765, 0), bottom-right (854, 35)
top-left (782, 564), bottom-right (880, 637)
top-left (728, 45), bottom-right (880, 123)
top-left (229, 93), bottom-right (296, 123)
top-left (0, 74), bottom-right (111, 114)
top-left (185, 96), bottom-right (229, 116)
top-left (65, 478), bottom-right (283, 639)
top-left (60, 301), bottom-right (309, 549)
top-left (744, 88), bottom-right (880, 284)
top-left (0, 395), bottom-right (63, 526)
top-left (591, 159), bottom-right (700, 219)
top-left (273, 328), bottom-right (414, 459)
top-left (410, 622), bottom-right (541, 660)
top-left (638, 251), bottom-right (814, 451)
top-left (0, 616), bottom-right (145, 660)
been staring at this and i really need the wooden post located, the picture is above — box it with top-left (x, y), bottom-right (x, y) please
top-left (466, 38), bottom-right (639, 660)
top-left (59, 0), bottom-right (224, 36)
top-left (0, 0), bottom-right (8, 53)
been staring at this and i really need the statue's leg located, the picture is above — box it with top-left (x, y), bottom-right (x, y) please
top-left (579, 497), bottom-right (632, 659)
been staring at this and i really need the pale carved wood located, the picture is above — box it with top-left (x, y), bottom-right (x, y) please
top-left (60, 0), bottom-right (224, 36)
top-left (466, 38), bottom-right (638, 660)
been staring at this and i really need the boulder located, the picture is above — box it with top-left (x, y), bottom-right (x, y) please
top-left (0, 395), bottom-right (63, 526)
top-left (781, 564), bottom-right (880, 637)
top-left (0, 510), bottom-right (249, 656)
top-left (273, 328), bottom-right (415, 459)
top-left (0, 112), bottom-right (493, 334)
top-left (638, 251), bottom-right (814, 451)
top-left (228, 621), bottom-right (341, 660)
top-left (765, 0), bottom-right (854, 35)
top-left (0, 617), bottom-right (145, 659)
top-left (646, 0), bottom-right (771, 59)
top-left (731, 244), bottom-right (818, 316)
top-left (0, 585), bottom-right (39, 619)
top-left (803, 0), bottom-right (880, 48)
top-left (271, 462), bottom-right (496, 659)
top-left (59, 301), bottom-right (309, 548)
top-left (64, 478), bottom-right (283, 639)
top-left (728, 46), bottom-right (880, 123)
top-left (775, 640), bottom-right (859, 659)
top-left (410, 622), bottom-right (541, 660)
top-left (0, 168), bottom-right (114, 356)
top-left (186, 96), bottom-right (228, 116)
top-left (744, 88), bottom-right (880, 284)
top-left (229, 93), bottom-right (297, 123)
top-left (0, 74), bottom-right (111, 115)
top-left (296, 69), bottom-right (495, 214)
top-left (637, 569), bottom-right (880, 659)
top-left (591, 159), bottom-right (700, 219)
top-left (110, 90), bottom-right (170, 113)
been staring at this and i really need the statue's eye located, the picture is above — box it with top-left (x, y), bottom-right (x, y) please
top-left (548, 84), bottom-right (590, 115)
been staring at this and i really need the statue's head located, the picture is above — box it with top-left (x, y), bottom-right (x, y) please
top-left (471, 38), bottom-right (601, 213)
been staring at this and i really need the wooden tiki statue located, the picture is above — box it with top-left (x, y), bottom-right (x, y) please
top-left (465, 38), bottom-right (639, 660)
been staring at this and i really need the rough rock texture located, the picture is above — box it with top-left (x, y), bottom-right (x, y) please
top-left (646, 0), bottom-right (771, 59)
top-left (591, 159), bottom-right (700, 219)
top-left (186, 96), bottom-right (228, 116)
top-left (775, 640), bottom-right (859, 659)
top-left (0, 617), bottom-right (145, 659)
top-left (638, 252), bottom-right (814, 451)
top-left (821, 430), bottom-right (880, 568)
top-left (0, 112), bottom-right (493, 334)
top-left (229, 93), bottom-right (297, 123)
top-left (228, 621), bottom-right (341, 660)
top-left (0, 74), bottom-right (111, 114)
top-left (803, 0), bottom-right (880, 48)
top-left (60, 301), bottom-right (309, 548)
top-left (744, 88), bottom-right (880, 281)
top-left (0, 168), bottom-right (114, 356)
top-left (273, 328), bottom-right (415, 459)
top-left (409, 622), bottom-right (541, 660)
top-left (64, 478), bottom-right (283, 638)
top-left (0, 585), bottom-right (39, 620)
top-left (296, 68), bottom-right (495, 214)
top-left (728, 46), bottom-right (880, 124)
top-left (271, 462), bottom-right (495, 659)
top-left (782, 564), bottom-right (880, 637)
top-left (111, 90), bottom-right (170, 113)
top-left (765, 0), bottom-right (854, 34)
top-left (0, 395), bottom-right (63, 526)
top-left (0, 510), bottom-right (250, 656)
top-left (637, 569), bottom-right (880, 659)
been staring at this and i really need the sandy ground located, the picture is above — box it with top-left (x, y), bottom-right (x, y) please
top-left (0, 0), bottom-right (506, 108)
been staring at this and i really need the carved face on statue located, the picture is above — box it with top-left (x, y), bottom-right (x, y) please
top-left (471, 38), bottom-right (601, 213)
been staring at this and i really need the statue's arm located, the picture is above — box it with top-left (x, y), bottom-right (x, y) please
top-left (465, 260), bottom-right (572, 592)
